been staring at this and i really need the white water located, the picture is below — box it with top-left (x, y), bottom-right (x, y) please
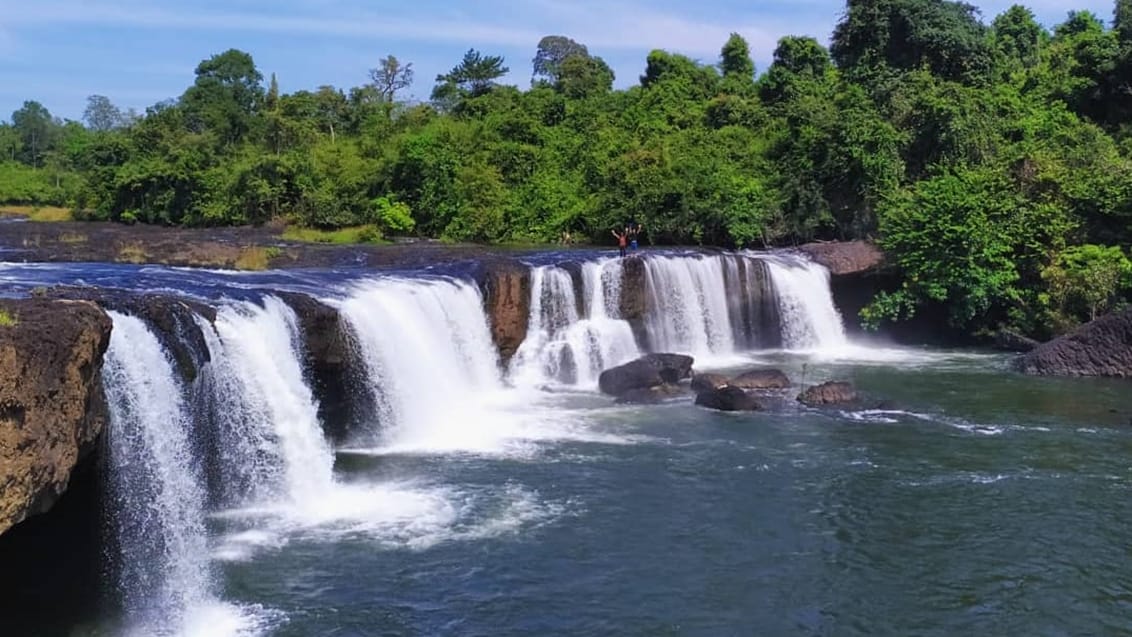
top-left (757, 253), bottom-right (848, 350)
top-left (103, 312), bottom-right (256, 637)
top-left (206, 297), bottom-right (335, 504)
top-left (511, 260), bottom-right (639, 388)
top-left (340, 277), bottom-right (525, 453)
top-left (642, 255), bottom-right (736, 361)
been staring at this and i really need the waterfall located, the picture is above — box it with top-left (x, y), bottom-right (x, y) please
top-left (102, 312), bottom-right (218, 634)
top-left (511, 260), bottom-right (639, 388)
top-left (642, 255), bottom-right (735, 359)
top-left (340, 277), bottom-right (516, 453)
top-left (757, 253), bottom-right (848, 349)
top-left (202, 296), bottom-right (334, 505)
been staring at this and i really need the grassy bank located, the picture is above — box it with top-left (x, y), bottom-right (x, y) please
top-left (0, 206), bottom-right (75, 222)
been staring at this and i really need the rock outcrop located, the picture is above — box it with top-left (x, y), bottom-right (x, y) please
top-left (798, 381), bottom-right (858, 406)
top-left (728, 369), bottom-right (791, 390)
top-left (797, 241), bottom-right (884, 276)
top-left (477, 259), bottom-right (531, 364)
top-left (1016, 309), bottom-right (1132, 377)
top-left (690, 372), bottom-right (729, 394)
top-left (276, 293), bottom-right (365, 442)
top-left (994, 329), bottom-right (1041, 353)
top-left (0, 299), bottom-right (111, 536)
top-left (48, 287), bottom-right (214, 383)
top-left (598, 353), bottom-right (694, 398)
top-left (619, 256), bottom-right (648, 347)
top-left (695, 386), bottom-right (762, 412)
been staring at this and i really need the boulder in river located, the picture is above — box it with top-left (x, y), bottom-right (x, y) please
top-left (728, 369), bottom-right (791, 390)
top-left (0, 299), bottom-right (111, 537)
top-left (798, 381), bottom-right (858, 406)
top-left (617, 384), bottom-right (686, 405)
top-left (690, 372), bottom-right (729, 394)
top-left (1016, 309), bottom-right (1132, 377)
top-left (598, 353), bottom-right (694, 397)
top-left (695, 386), bottom-right (762, 412)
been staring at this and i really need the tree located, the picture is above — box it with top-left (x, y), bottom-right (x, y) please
top-left (1117, 0), bottom-right (1132, 44)
top-left (181, 49), bottom-right (265, 145)
top-left (832, 0), bottom-right (993, 84)
top-left (555, 54), bottom-right (614, 98)
top-left (532, 35), bottom-right (589, 85)
top-left (368, 55), bottom-right (414, 101)
top-left (11, 101), bottom-right (56, 167)
top-left (433, 49), bottom-right (510, 104)
top-left (720, 33), bottom-right (755, 81)
top-left (83, 95), bottom-right (125, 131)
top-left (991, 5), bottom-right (1045, 69)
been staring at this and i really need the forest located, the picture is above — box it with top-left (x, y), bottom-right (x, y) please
top-left (2, 0), bottom-right (1132, 338)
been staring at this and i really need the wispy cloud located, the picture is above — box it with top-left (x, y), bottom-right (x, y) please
top-left (4, 2), bottom-right (544, 47)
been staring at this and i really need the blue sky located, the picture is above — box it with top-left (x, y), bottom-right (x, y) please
top-left (0, 0), bottom-right (1117, 122)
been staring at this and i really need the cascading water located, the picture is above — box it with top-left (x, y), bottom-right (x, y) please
top-left (757, 252), bottom-right (848, 350)
top-left (642, 255), bottom-right (736, 359)
top-left (102, 311), bottom-right (244, 636)
top-left (202, 296), bottom-right (334, 505)
top-left (340, 277), bottom-right (516, 453)
top-left (511, 260), bottom-right (639, 388)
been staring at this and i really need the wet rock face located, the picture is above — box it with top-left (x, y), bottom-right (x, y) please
top-left (477, 259), bottom-right (531, 364)
top-left (1016, 309), bottom-right (1132, 377)
top-left (690, 373), bottom-right (729, 394)
top-left (0, 299), bottom-right (111, 536)
top-left (728, 369), bottom-right (791, 390)
top-left (275, 293), bottom-right (365, 442)
top-left (994, 329), bottom-right (1041, 353)
top-left (695, 386), bottom-right (762, 412)
top-left (598, 353), bottom-right (695, 398)
top-left (797, 381), bottom-right (858, 406)
top-left (797, 241), bottom-right (884, 276)
top-left (619, 256), bottom-right (648, 347)
top-left (47, 287), bottom-right (215, 384)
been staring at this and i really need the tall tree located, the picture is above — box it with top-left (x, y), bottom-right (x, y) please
top-left (832, 0), bottom-right (993, 84)
top-left (432, 49), bottom-right (510, 105)
top-left (720, 33), bottom-right (756, 80)
top-left (369, 55), bottom-right (414, 101)
top-left (532, 35), bottom-right (589, 85)
top-left (83, 95), bottom-right (125, 132)
top-left (11, 101), bottom-right (55, 167)
top-left (181, 49), bottom-right (265, 145)
top-left (991, 5), bottom-right (1045, 69)
top-left (1116, 0), bottom-right (1132, 43)
top-left (555, 54), bottom-right (615, 98)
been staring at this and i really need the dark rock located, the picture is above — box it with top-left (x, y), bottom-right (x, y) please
top-left (722, 257), bottom-right (783, 349)
top-left (797, 240), bottom-right (884, 276)
top-left (476, 259), bottom-right (531, 364)
top-left (798, 381), bottom-right (859, 406)
top-left (598, 353), bottom-right (695, 397)
top-left (617, 383), bottom-right (685, 405)
top-left (690, 372), bottom-right (729, 394)
top-left (275, 292), bottom-right (364, 442)
top-left (0, 299), bottom-right (111, 536)
top-left (695, 386), bottom-right (762, 412)
top-left (1016, 309), bottom-right (1132, 377)
top-left (728, 369), bottom-right (791, 390)
top-left (619, 256), bottom-right (648, 347)
top-left (994, 329), bottom-right (1041, 353)
top-left (46, 286), bottom-right (214, 384)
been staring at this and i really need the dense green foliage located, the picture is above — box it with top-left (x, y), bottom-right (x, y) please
top-left (3, 1), bottom-right (1132, 337)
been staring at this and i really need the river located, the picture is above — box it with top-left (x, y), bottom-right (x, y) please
top-left (2, 253), bottom-right (1131, 636)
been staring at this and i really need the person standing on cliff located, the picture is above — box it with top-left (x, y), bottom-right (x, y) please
top-left (613, 228), bottom-right (628, 258)
top-left (628, 222), bottom-right (643, 251)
